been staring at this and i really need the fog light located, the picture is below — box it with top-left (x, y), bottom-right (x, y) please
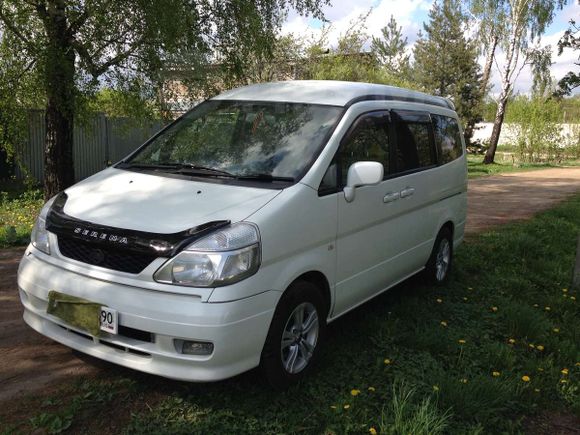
top-left (179, 340), bottom-right (214, 355)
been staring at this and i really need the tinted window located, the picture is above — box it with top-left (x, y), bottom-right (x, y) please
top-left (432, 115), bottom-right (463, 163)
top-left (128, 100), bottom-right (342, 179)
top-left (338, 112), bottom-right (390, 185)
top-left (393, 112), bottom-right (435, 172)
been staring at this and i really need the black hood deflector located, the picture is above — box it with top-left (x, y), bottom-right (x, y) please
top-left (46, 192), bottom-right (230, 257)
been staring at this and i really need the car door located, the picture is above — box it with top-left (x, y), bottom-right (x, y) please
top-left (331, 109), bottom-right (439, 317)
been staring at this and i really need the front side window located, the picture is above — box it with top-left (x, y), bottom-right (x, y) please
top-left (337, 112), bottom-right (390, 186)
top-left (432, 114), bottom-right (463, 164)
top-left (126, 100), bottom-right (342, 180)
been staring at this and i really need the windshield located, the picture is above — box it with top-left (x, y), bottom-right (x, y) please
top-left (125, 100), bottom-right (342, 180)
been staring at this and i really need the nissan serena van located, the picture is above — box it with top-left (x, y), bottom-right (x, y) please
top-left (18, 80), bottom-right (467, 387)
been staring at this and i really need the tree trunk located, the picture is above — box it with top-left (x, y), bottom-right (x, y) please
top-left (43, 1), bottom-right (76, 199)
top-left (480, 34), bottom-right (498, 96)
top-left (483, 89), bottom-right (509, 164)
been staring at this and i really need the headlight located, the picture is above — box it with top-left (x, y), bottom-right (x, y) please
top-left (154, 222), bottom-right (261, 287)
top-left (31, 195), bottom-right (57, 255)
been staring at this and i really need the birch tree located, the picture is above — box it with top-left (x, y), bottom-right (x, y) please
top-left (0, 0), bottom-right (328, 198)
top-left (483, 0), bottom-right (566, 164)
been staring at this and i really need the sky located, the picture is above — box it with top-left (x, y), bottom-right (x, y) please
top-left (281, 0), bottom-right (580, 96)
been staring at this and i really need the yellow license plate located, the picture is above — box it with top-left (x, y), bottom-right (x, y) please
top-left (47, 290), bottom-right (102, 336)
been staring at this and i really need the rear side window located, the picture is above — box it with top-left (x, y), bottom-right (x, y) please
top-left (392, 111), bottom-right (435, 173)
top-left (432, 115), bottom-right (463, 164)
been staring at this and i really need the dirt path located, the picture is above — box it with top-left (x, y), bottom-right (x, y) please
top-left (1, 167), bottom-right (580, 403)
top-left (466, 167), bottom-right (580, 234)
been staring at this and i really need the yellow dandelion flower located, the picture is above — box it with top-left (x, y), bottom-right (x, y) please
top-left (553, 328), bottom-right (560, 333)
top-left (384, 358), bottom-right (392, 365)
top-left (537, 345), bottom-right (544, 351)
top-left (560, 379), bottom-right (568, 384)
top-left (436, 298), bottom-right (443, 303)
top-left (508, 338), bottom-right (516, 344)
top-left (330, 405), bottom-right (337, 409)
top-left (575, 362), bottom-right (580, 367)
top-left (492, 371), bottom-right (501, 377)
top-left (369, 428), bottom-right (378, 435)
top-left (440, 321), bottom-right (448, 327)
top-left (529, 343), bottom-right (536, 349)
top-left (491, 306), bottom-right (498, 312)
top-left (561, 368), bottom-right (569, 376)
top-left (460, 378), bottom-right (468, 384)
top-left (522, 375), bottom-right (531, 382)
top-left (344, 404), bottom-right (350, 410)
top-left (458, 339), bottom-right (466, 344)
top-left (351, 389), bottom-right (361, 396)
top-left (571, 296), bottom-right (576, 301)
top-left (562, 288), bottom-right (568, 293)
top-left (433, 385), bottom-right (440, 392)
top-left (368, 386), bottom-right (376, 392)
top-left (545, 306), bottom-right (551, 311)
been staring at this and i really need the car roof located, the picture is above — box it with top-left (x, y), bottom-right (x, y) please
top-left (212, 80), bottom-right (454, 110)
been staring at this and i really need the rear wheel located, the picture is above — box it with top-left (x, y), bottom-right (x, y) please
top-left (261, 281), bottom-right (326, 389)
top-left (425, 227), bottom-right (453, 284)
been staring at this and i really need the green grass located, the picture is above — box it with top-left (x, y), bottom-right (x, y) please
top-left (2, 194), bottom-right (579, 434)
top-left (466, 154), bottom-right (576, 179)
top-left (0, 186), bottom-right (43, 248)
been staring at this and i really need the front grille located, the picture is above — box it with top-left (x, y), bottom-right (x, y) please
top-left (57, 236), bottom-right (157, 274)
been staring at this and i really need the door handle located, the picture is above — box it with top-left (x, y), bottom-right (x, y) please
top-left (383, 192), bottom-right (400, 203)
top-left (400, 187), bottom-right (415, 198)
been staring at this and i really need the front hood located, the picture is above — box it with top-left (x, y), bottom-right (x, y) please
top-left (62, 168), bottom-right (281, 233)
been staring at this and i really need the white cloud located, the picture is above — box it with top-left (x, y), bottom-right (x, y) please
top-left (282, 0), bottom-right (429, 48)
top-left (283, 0), bottom-right (579, 95)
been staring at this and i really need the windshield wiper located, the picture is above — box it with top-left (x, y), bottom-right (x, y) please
top-left (236, 173), bottom-right (295, 182)
top-left (166, 163), bottom-right (236, 178)
top-left (120, 162), bottom-right (293, 182)
top-left (120, 162), bottom-right (236, 178)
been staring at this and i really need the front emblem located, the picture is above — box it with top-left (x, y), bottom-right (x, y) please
top-left (73, 227), bottom-right (128, 245)
top-left (90, 248), bottom-right (106, 265)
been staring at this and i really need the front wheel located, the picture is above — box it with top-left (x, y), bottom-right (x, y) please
top-left (425, 227), bottom-right (453, 284)
top-left (261, 281), bottom-right (326, 389)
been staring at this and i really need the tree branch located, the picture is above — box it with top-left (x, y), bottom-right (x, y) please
top-left (71, 35), bottom-right (147, 78)
top-left (0, 3), bottom-right (33, 48)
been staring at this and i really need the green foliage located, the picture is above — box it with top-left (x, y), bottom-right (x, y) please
top-left (379, 382), bottom-right (451, 435)
top-left (85, 88), bottom-right (157, 121)
top-left (413, 0), bottom-right (483, 141)
top-left (371, 15), bottom-right (411, 75)
top-left (0, 188), bottom-right (43, 247)
top-left (554, 20), bottom-right (579, 97)
top-left (505, 96), bottom-right (575, 163)
top-left (303, 15), bottom-right (420, 90)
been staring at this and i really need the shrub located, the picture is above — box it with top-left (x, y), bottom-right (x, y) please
top-left (505, 96), bottom-right (566, 163)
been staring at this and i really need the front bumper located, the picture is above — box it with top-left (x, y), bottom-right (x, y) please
top-left (18, 247), bottom-right (280, 381)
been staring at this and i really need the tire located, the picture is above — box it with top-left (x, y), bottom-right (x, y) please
top-left (425, 227), bottom-right (453, 284)
top-left (261, 280), bottom-right (326, 389)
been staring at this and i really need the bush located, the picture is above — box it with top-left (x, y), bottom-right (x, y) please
top-left (505, 96), bottom-right (565, 163)
top-left (0, 189), bottom-right (43, 247)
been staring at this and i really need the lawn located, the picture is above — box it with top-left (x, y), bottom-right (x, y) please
top-left (467, 154), bottom-right (580, 179)
top-left (2, 194), bottom-right (579, 434)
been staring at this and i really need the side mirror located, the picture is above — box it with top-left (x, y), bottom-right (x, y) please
top-left (344, 161), bottom-right (384, 203)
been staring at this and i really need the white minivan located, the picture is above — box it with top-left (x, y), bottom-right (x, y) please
top-left (19, 81), bottom-right (467, 387)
